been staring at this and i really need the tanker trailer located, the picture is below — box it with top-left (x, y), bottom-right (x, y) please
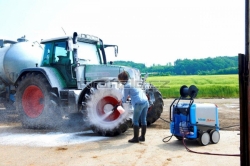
top-left (0, 36), bottom-right (43, 108)
top-left (0, 33), bottom-right (163, 136)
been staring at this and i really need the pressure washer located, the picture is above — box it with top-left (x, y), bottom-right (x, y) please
top-left (170, 85), bottom-right (220, 146)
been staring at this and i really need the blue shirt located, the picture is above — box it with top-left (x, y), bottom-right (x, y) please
top-left (122, 82), bottom-right (148, 107)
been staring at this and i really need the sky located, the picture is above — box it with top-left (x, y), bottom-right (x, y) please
top-left (0, 0), bottom-right (245, 66)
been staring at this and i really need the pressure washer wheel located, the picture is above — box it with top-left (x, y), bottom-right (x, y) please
top-left (210, 130), bottom-right (220, 144)
top-left (198, 131), bottom-right (210, 146)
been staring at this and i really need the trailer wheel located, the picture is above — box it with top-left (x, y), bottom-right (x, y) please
top-left (210, 130), bottom-right (220, 144)
top-left (146, 84), bottom-right (164, 126)
top-left (83, 86), bottom-right (131, 136)
top-left (198, 131), bottom-right (210, 146)
top-left (16, 72), bottom-right (62, 129)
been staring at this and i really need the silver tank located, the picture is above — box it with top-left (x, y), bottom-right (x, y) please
top-left (0, 40), bottom-right (43, 85)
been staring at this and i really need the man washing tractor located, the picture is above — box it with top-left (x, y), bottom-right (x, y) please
top-left (118, 71), bottom-right (149, 143)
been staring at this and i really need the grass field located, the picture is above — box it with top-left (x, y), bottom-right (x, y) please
top-left (146, 74), bottom-right (239, 98)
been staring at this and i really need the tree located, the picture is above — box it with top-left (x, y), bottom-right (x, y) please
top-left (113, 56), bottom-right (238, 76)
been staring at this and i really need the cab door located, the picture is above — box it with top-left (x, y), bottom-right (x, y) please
top-left (52, 41), bottom-right (76, 88)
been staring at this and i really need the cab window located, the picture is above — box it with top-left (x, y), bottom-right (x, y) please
top-left (53, 41), bottom-right (73, 65)
top-left (41, 43), bottom-right (52, 66)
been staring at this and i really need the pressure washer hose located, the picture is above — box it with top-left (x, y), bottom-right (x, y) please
top-left (181, 133), bottom-right (240, 157)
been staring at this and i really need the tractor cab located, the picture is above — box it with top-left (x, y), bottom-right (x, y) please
top-left (40, 33), bottom-right (118, 88)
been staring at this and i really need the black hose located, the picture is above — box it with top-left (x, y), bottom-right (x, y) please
top-left (159, 117), bottom-right (171, 123)
top-left (162, 134), bottom-right (173, 143)
top-left (181, 133), bottom-right (240, 157)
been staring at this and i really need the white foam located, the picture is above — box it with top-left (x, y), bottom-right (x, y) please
top-left (86, 88), bottom-right (133, 130)
top-left (0, 130), bottom-right (108, 147)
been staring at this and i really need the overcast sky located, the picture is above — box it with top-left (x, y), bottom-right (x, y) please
top-left (0, 0), bottom-right (245, 66)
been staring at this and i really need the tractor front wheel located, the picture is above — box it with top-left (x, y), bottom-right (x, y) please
top-left (82, 86), bottom-right (131, 136)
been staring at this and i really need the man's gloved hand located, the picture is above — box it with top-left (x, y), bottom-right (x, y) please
top-left (112, 105), bottom-right (119, 111)
top-left (112, 101), bottom-right (122, 111)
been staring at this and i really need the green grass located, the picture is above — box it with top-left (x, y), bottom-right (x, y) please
top-left (146, 75), bottom-right (239, 98)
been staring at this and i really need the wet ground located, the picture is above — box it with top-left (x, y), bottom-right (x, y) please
top-left (0, 98), bottom-right (240, 146)
top-left (0, 98), bottom-right (240, 166)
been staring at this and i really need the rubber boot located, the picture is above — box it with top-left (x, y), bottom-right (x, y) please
top-left (139, 125), bottom-right (147, 142)
top-left (128, 126), bottom-right (139, 143)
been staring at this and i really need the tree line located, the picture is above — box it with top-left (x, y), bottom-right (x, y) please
top-left (113, 56), bottom-right (238, 75)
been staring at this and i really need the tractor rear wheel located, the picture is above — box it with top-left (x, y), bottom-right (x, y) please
top-left (146, 84), bottom-right (164, 126)
top-left (82, 86), bottom-right (131, 136)
top-left (16, 72), bottom-right (62, 129)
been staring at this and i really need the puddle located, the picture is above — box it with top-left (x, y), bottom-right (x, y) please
top-left (0, 128), bottom-right (108, 147)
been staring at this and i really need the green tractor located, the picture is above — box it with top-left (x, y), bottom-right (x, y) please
top-left (0, 32), bottom-right (164, 136)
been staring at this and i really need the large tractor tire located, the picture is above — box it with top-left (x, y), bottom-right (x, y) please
top-left (16, 72), bottom-right (62, 129)
top-left (146, 84), bottom-right (164, 126)
top-left (82, 86), bottom-right (132, 136)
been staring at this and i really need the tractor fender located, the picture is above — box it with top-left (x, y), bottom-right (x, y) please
top-left (15, 67), bottom-right (66, 92)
